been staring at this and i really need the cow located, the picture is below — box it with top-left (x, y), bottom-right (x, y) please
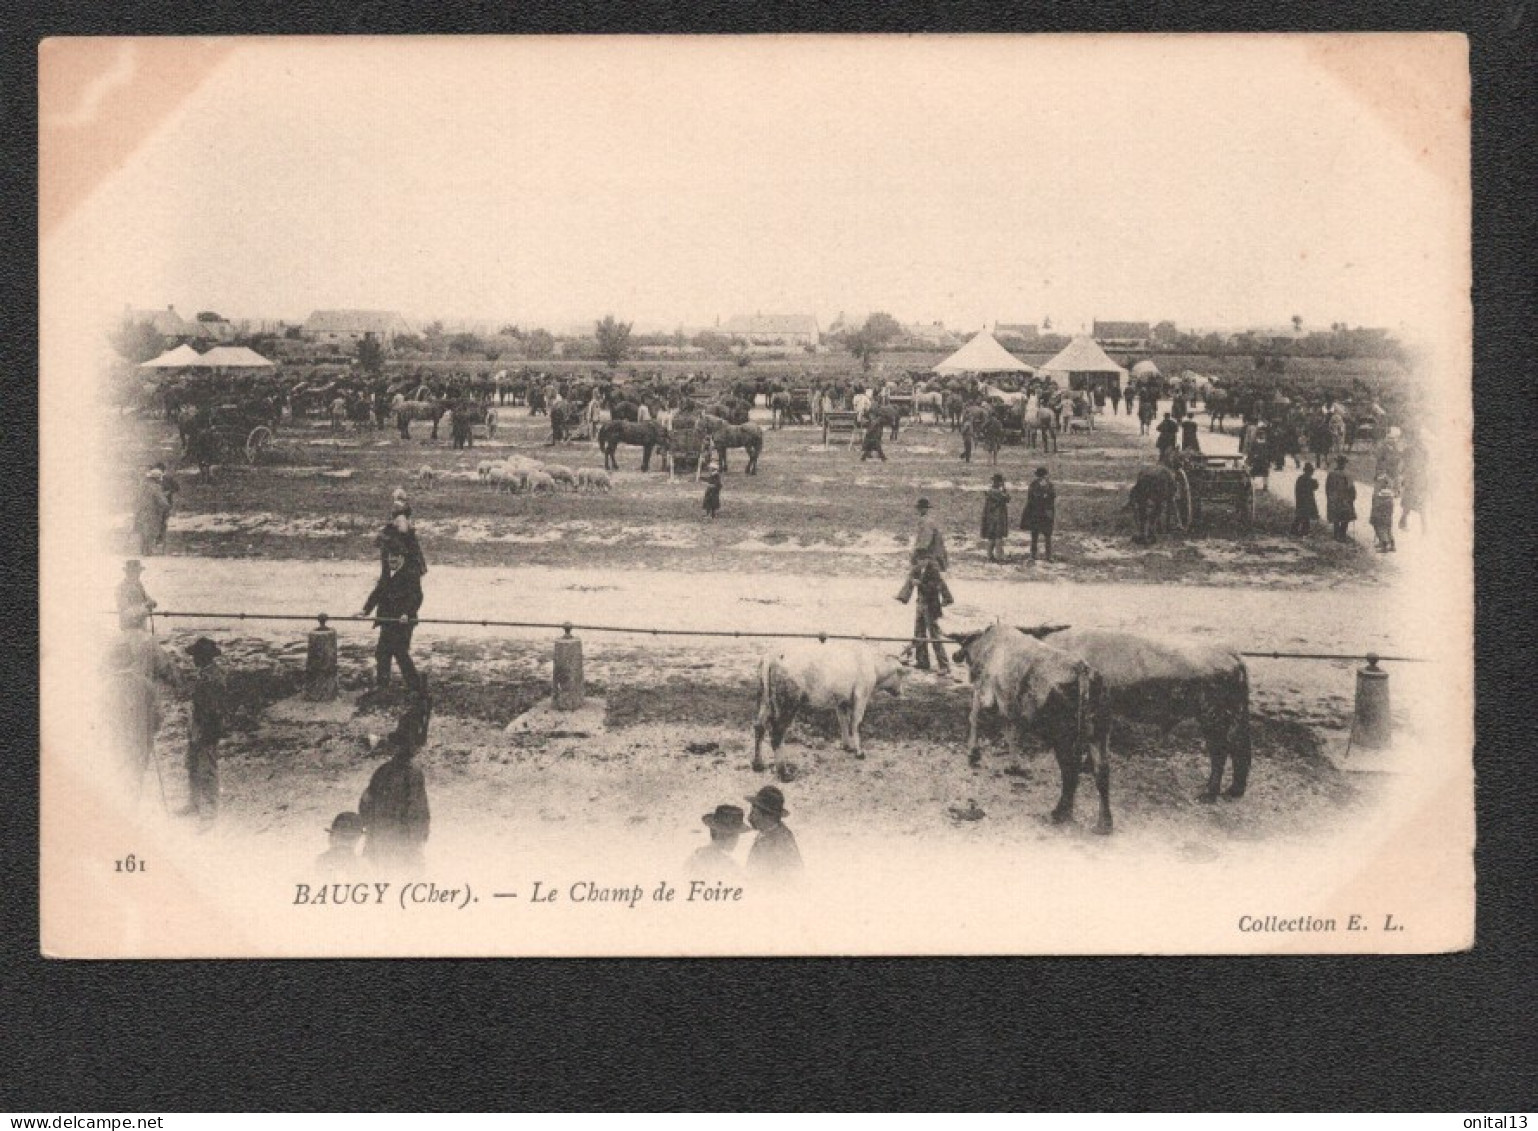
top-left (1047, 628), bottom-right (1251, 803)
top-left (752, 641), bottom-right (907, 776)
top-left (951, 624), bottom-right (1113, 834)
top-left (599, 420), bottom-right (668, 471)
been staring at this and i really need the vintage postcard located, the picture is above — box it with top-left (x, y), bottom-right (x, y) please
top-left (38, 34), bottom-right (1473, 957)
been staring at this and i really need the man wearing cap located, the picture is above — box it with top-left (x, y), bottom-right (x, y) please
top-left (359, 725), bottom-right (431, 867)
top-left (361, 532), bottom-right (425, 694)
top-left (183, 637), bottom-right (227, 823)
top-left (317, 812), bottom-right (365, 877)
top-left (745, 786), bottom-right (802, 880)
top-left (686, 804), bottom-right (748, 878)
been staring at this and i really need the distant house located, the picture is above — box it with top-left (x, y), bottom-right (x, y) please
top-left (993, 323), bottom-right (1040, 345)
top-left (123, 304), bottom-right (191, 338)
top-left (1092, 320), bottom-right (1151, 350)
top-left (721, 314), bottom-right (821, 352)
top-left (187, 316), bottom-right (237, 344)
top-left (904, 321), bottom-right (962, 348)
top-left (302, 309), bottom-right (416, 346)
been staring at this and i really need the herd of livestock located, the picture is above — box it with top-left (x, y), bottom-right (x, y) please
top-left (752, 625), bottom-right (1252, 835)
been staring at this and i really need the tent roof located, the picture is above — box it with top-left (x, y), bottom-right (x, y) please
top-left (932, 330), bottom-right (1034, 375)
top-left (1039, 335), bottom-right (1128, 376)
top-left (200, 345), bottom-right (275, 368)
top-left (138, 344), bottom-right (206, 368)
top-left (1131, 359), bottom-right (1161, 376)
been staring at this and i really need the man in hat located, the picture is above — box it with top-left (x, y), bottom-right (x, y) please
top-left (183, 637), bottom-right (226, 823)
top-left (359, 718), bottom-right (431, 867)
top-left (117, 559), bottom-right (157, 632)
top-left (1155, 412), bottom-right (1180, 459)
top-left (1021, 466), bottom-right (1056, 562)
top-left (317, 812), bottom-right (365, 877)
top-left (686, 804), bottom-right (749, 878)
top-left (132, 467), bottom-right (171, 556)
top-left (1326, 455), bottom-right (1357, 543)
top-left (360, 531), bottom-right (425, 694)
top-left (745, 786), bottom-right (802, 880)
top-left (1292, 461), bottom-right (1321, 536)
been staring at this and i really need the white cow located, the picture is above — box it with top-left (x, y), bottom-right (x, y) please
top-left (752, 641), bottom-right (907, 773)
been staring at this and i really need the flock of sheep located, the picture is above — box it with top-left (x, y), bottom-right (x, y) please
top-left (465, 456), bottom-right (613, 494)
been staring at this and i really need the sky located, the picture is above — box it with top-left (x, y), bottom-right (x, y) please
top-left (42, 35), bottom-right (1469, 337)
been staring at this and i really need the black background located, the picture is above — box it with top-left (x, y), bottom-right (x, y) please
top-left (5, 2), bottom-right (1533, 1112)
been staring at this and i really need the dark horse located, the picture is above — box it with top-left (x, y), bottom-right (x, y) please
top-left (708, 397), bottom-right (753, 426)
top-left (702, 416), bottom-right (763, 474)
top-left (1129, 462), bottom-right (1184, 543)
top-left (599, 420), bottom-right (668, 470)
top-left (396, 399), bottom-right (448, 441)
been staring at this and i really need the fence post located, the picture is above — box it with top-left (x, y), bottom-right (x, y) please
top-left (553, 623), bottom-right (584, 710)
top-left (1352, 654), bottom-right (1392, 750)
top-left (305, 614), bottom-right (338, 702)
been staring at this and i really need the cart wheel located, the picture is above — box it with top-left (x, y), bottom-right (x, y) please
top-left (1172, 469), bottom-right (1192, 531)
top-left (246, 426), bottom-right (273, 463)
top-left (1240, 477), bottom-right (1256, 526)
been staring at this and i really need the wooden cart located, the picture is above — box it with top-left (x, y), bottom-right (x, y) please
top-left (1175, 453), bottom-right (1256, 529)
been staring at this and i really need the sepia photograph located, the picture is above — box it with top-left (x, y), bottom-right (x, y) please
top-left (38, 33), bottom-right (1474, 957)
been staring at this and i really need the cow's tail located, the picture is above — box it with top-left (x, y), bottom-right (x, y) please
top-left (1074, 662), bottom-right (1092, 771)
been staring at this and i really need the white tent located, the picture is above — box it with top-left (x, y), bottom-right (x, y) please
top-left (1039, 336), bottom-right (1128, 378)
top-left (1131, 359), bottom-right (1161, 377)
top-left (138, 344), bottom-right (206, 368)
top-left (200, 346), bottom-right (275, 368)
top-left (932, 330), bottom-right (1035, 375)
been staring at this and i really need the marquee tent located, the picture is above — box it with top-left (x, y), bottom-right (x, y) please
top-left (1038, 335), bottom-right (1128, 395)
top-left (932, 330), bottom-right (1034, 375)
top-left (1131, 359), bottom-right (1161, 378)
top-left (138, 344), bottom-right (206, 368)
top-left (200, 346), bottom-right (275, 368)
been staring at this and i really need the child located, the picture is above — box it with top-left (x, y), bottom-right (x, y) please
top-left (980, 473), bottom-right (1010, 563)
top-left (702, 459), bottom-right (723, 521)
top-left (1369, 473), bottom-right (1397, 552)
top-left (317, 812), bottom-right (364, 877)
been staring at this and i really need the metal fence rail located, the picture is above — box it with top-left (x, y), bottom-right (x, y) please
top-left (119, 609), bottom-right (1431, 663)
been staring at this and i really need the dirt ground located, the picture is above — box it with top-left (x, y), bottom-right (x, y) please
top-left (118, 400), bottom-right (1386, 585)
top-left (109, 396), bottom-right (1426, 871)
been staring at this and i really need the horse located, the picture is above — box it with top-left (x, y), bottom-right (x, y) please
top-left (943, 391), bottom-right (965, 430)
top-left (708, 397), bottom-right (753, 426)
top-left (396, 399), bottom-right (448, 440)
top-left (913, 391), bottom-right (944, 424)
top-left (1129, 463), bottom-right (1183, 543)
top-left (768, 391), bottom-right (806, 429)
top-left (608, 399), bottom-right (642, 424)
top-left (865, 404), bottom-right (901, 441)
top-left (701, 415), bottom-right (763, 474)
top-left (1206, 388), bottom-right (1233, 433)
top-left (599, 420), bottom-right (668, 471)
top-left (979, 415), bottom-right (1004, 466)
top-left (1031, 406), bottom-right (1058, 453)
top-left (548, 402), bottom-right (585, 444)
